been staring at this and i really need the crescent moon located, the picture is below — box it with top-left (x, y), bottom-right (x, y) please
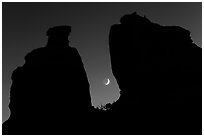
top-left (105, 79), bottom-right (110, 85)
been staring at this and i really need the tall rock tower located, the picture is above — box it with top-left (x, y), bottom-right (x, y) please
top-left (3, 26), bottom-right (92, 134)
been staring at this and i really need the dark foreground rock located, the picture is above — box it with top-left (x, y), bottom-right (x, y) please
top-left (3, 26), bottom-right (93, 134)
top-left (3, 13), bottom-right (202, 135)
top-left (107, 12), bottom-right (202, 134)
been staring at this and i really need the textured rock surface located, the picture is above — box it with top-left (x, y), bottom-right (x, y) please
top-left (108, 12), bottom-right (202, 134)
top-left (3, 26), bottom-right (92, 134)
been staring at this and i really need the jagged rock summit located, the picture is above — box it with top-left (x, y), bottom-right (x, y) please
top-left (108, 12), bottom-right (201, 134)
top-left (3, 25), bottom-right (92, 134)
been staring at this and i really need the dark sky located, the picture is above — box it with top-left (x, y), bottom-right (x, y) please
top-left (2, 2), bottom-right (201, 122)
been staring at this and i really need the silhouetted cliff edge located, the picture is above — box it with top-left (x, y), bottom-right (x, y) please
top-left (108, 12), bottom-right (201, 134)
top-left (3, 26), bottom-right (92, 134)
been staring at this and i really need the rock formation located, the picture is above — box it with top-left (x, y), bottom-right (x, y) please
top-left (108, 12), bottom-right (202, 134)
top-left (3, 13), bottom-right (202, 135)
top-left (3, 26), bottom-right (92, 134)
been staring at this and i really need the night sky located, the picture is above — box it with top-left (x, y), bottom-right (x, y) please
top-left (3, 2), bottom-right (201, 122)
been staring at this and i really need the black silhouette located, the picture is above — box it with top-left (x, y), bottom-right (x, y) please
top-left (3, 12), bottom-right (202, 135)
top-left (107, 12), bottom-right (202, 134)
top-left (3, 26), bottom-right (93, 134)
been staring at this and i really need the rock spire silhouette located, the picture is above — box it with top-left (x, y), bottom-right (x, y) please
top-left (3, 25), bottom-right (92, 134)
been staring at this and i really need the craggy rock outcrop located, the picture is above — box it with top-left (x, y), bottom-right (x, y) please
top-left (108, 12), bottom-right (202, 134)
top-left (3, 26), bottom-right (92, 134)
